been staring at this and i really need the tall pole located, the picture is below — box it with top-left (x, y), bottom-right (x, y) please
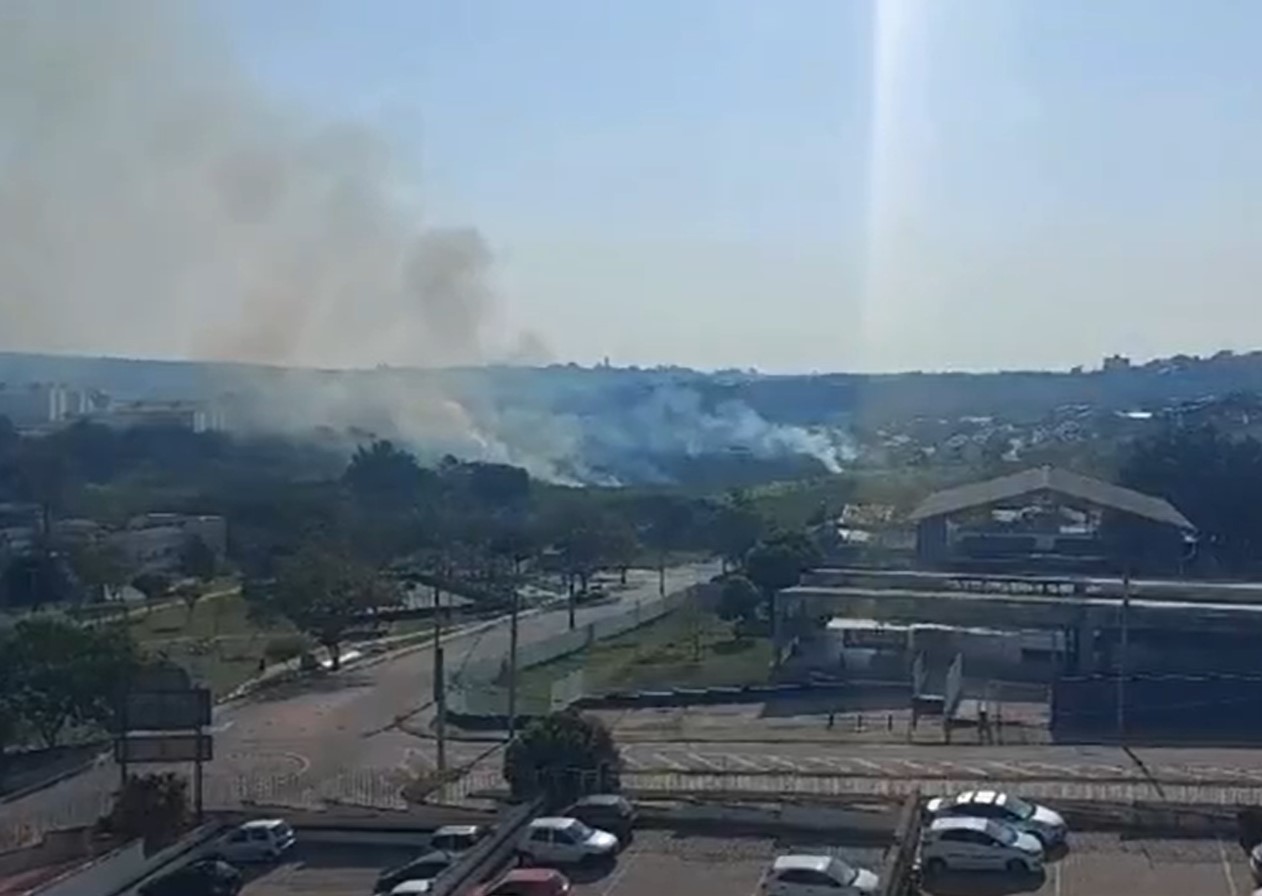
top-left (1116, 568), bottom-right (1130, 741)
top-left (433, 586), bottom-right (447, 774)
top-left (507, 587), bottom-right (520, 741)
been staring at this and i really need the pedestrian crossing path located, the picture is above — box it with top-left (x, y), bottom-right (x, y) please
top-left (618, 745), bottom-right (1262, 786)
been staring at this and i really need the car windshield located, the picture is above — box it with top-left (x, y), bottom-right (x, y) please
top-left (566, 821), bottom-right (594, 840)
top-left (1004, 796), bottom-right (1037, 820)
top-left (986, 822), bottom-right (1019, 846)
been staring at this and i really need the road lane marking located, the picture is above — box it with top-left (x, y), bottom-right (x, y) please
top-left (765, 756), bottom-right (802, 771)
top-left (686, 752), bottom-right (724, 770)
top-left (1054, 860), bottom-right (1063, 896)
top-left (852, 758), bottom-right (883, 772)
top-left (717, 752), bottom-right (763, 770)
top-left (597, 846), bottom-right (638, 896)
top-left (1217, 837), bottom-right (1240, 896)
top-left (651, 752), bottom-right (688, 771)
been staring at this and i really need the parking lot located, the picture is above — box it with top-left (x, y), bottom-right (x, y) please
top-left (227, 823), bottom-right (1259, 896)
top-left (239, 842), bottom-right (420, 895)
top-left (918, 832), bottom-right (1258, 896)
top-left (566, 829), bottom-right (885, 896)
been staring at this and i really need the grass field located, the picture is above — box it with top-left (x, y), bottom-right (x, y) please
top-left (514, 607), bottom-right (772, 714)
top-left (126, 590), bottom-right (431, 696)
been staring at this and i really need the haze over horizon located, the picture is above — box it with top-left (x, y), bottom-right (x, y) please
top-left (3, 1), bottom-right (1261, 375)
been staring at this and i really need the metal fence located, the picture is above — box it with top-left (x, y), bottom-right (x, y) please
top-left (448, 585), bottom-right (699, 716)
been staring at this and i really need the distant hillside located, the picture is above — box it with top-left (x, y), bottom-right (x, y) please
top-left (2, 350), bottom-right (1258, 485)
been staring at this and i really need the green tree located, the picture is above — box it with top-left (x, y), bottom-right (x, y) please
top-left (744, 533), bottom-right (821, 641)
top-left (131, 571), bottom-right (172, 614)
top-left (68, 541), bottom-right (130, 604)
top-left (7, 617), bottom-right (139, 746)
top-left (101, 772), bottom-right (190, 852)
top-left (710, 492), bottom-right (766, 571)
top-left (503, 710), bottom-right (621, 805)
top-left (178, 535), bottom-right (217, 581)
top-left (266, 541), bottom-right (396, 669)
top-left (343, 439), bottom-right (433, 510)
top-left (717, 574), bottom-right (762, 631)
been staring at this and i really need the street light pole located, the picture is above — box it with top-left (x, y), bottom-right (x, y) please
top-left (1116, 568), bottom-right (1130, 741)
top-left (432, 585), bottom-right (446, 774)
top-left (507, 587), bottom-right (520, 741)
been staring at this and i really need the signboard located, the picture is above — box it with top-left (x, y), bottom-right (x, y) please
top-left (115, 733), bottom-right (213, 763)
top-left (124, 688), bottom-right (212, 732)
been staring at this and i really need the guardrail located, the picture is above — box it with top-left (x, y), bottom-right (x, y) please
top-left (877, 792), bottom-right (923, 896)
top-left (431, 799), bottom-right (543, 896)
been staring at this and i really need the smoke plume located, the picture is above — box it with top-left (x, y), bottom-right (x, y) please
top-left (0, 0), bottom-right (520, 369)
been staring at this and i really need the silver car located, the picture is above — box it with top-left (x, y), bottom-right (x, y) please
top-left (925, 790), bottom-right (1067, 847)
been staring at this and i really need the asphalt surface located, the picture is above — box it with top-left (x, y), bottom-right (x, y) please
top-left (0, 564), bottom-right (715, 832)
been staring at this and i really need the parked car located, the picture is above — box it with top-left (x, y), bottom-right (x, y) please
top-left (139, 858), bottom-right (242, 896)
top-left (565, 794), bottom-right (636, 839)
top-left (376, 850), bottom-right (455, 893)
top-left (471, 868), bottom-right (572, 896)
top-left (430, 824), bottom-right (490, 854)
top-left (215, 818), bottom-right (297, 863)
top-left (759, 854), bottom-right (879, 896)
top-left (925, 790), bottom-right (1068, 846)
top-left (920, 816), bottom-right (1044, 875)
top-left (389, 880), bottom-right (436, 895)
top-left (1251, 842), bottom-right (1262, 885)
top-left (518, 817), bottom-right (619, 865)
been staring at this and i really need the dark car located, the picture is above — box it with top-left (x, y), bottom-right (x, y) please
top-left (376, 850), bottom-right (456, 893)
top-left (565, 794), bottom-right (636, 839)
top-left (139, 858), bottom-right (242, 896)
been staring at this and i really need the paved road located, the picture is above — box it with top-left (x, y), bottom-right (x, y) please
top-left (0, 564), bottom-right (715, 834)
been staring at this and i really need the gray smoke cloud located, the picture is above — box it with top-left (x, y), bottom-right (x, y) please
top-left (0, 0), bottom-right (526, 370)
top-left (0, 0), bottom-right (854, 485)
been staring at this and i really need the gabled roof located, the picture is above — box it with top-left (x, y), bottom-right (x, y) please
top-left (908, 466), bottom-right (1194, 531)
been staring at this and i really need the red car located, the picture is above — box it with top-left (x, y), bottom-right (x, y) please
top-left (471, 868), bottom-right (571, 896)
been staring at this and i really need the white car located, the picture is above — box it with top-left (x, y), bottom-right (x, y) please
top-left (925, 790), bottom-right (1067, 846)
top-left (215, 818), bottom-right (296, 863)
top-left (429, 824), bottom-right (489, 854)
top-left (518, 817), bottom-right (619, 865)
top-left (760, 854), bottom-right (879, 896)
top-left (390, 881), bottom-right (434, 896)
top-left (920, 816), bottom-right (1044, 875)
top-left (1250, 842), bottom-right (1262, 885)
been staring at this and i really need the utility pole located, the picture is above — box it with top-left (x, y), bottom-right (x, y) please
top-left (432, 585), bottom-right (447, 774)
top-left (1116, 568), bottom-right (1131, 741)
top-left (507, 587), bottom-right (520, 741)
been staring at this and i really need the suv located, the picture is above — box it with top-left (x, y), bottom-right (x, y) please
top-left (139, 858), bottom-right (241, 896)
top-left (518, 817), bottom-right (619, 865)
top-left (216, 818), bottom-right (296, 863)
top-left (565, 795), bottom-right (636, 840)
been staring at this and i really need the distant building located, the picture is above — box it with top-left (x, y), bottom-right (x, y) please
top-left (908, 465), bottom-right (1195, 574)
top-left (95, 400), bottom-right (223, 433)
top-left (106, 513), bottom-right (227, 574)
top-left (0, 382), bottom-right (71, 426)
top-left (1102, 354), bottom-right (1132, 372)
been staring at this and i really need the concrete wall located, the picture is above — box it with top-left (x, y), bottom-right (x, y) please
top-left (35, 822), bottom-right (227, 896)
top-left (0, 828), bottom-right (95, 879)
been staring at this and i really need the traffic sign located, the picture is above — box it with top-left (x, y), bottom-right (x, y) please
top-left (115, 733), bottom-right (213, 763)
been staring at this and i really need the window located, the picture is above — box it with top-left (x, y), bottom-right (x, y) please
top-left (802, 870), bottom-right (842, 888)
top-left (775, 870), bottom-right (815, 885)
top-left (530, 829), bottom-right (551, 843)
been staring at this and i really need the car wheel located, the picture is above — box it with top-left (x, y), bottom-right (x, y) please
top-left (1007, 858), bottom-right (1027, 874)
top-left (925, 857), bottom-right (946, 875)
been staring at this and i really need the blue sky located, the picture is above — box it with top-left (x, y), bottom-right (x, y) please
top-left (216, 0), bottom-right (1262, 373)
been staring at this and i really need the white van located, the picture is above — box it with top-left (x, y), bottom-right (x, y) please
top-left (518, 817), bottom-right (618, 865)
top-left (920, 817), bottom-right (1043, 875)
